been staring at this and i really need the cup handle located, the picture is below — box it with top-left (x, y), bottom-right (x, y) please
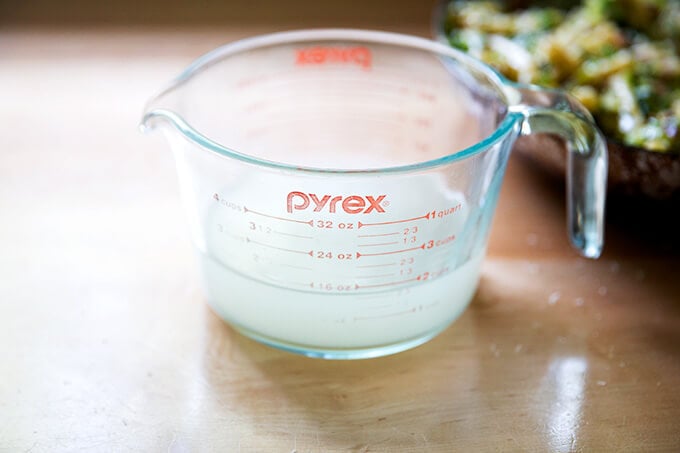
top-left (508, 84), bottom-right (608, 258)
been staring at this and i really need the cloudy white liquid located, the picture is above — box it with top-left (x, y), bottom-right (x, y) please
top-left (196, 173), bottom-right (485, 353)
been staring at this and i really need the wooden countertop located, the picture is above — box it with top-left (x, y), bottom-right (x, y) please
top-left (1, 23), bottom-right (679, 452)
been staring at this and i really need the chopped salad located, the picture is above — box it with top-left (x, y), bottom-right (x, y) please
top-left (444, 0), bottom-right (680, 152)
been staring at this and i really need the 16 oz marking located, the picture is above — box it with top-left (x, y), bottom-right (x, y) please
top-left (311, 282), bottom-right (356, 291)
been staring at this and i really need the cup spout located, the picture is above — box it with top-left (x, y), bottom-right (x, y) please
top-left (139, 109), bottom-right (175, 134)
top-left (139, 82), bottom-right (184, 134)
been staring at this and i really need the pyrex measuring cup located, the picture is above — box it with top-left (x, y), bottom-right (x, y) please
top-left (141, 30), bottom-right (607, 359)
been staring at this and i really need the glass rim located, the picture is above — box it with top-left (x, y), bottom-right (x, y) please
top-left (141, 28), bottom-right (523, 175)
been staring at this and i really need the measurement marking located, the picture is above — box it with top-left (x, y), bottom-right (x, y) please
top-left (278, 263), bottom-right (313, 271)
top-left (354, 308), bottom-right (416, 321)
top-left (244, 206), bottom-right (313, 226)
top-left (358, 212), bottom-right (431, 228)
top-left (357, 276), bottom-right (419, 289)
top-left (246, 237), bottom-right (313, 255)
top-left (357, 244), bottom-right (424, 258)
top-left (356, 262), bottom-right (397, 268)
top-left (357, 241), bottom-right (399, 247)
top-left (358, 273), bottom-right (396, 279)
top-left (357, 232), bottom-right (400, 238)
top-left (272, 230), bottom-right (313, 239)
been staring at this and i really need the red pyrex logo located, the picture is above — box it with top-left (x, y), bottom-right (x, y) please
top-left (287, 192), bottom-right (386, 214)
top-left (295, 46), bottom-right (372, 69)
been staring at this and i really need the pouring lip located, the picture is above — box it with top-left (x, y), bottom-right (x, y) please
top-left (141, 28), bottom-right (522, 175)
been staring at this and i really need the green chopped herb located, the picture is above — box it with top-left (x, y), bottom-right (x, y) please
top-left (445, 0), bottom-right (680, 152)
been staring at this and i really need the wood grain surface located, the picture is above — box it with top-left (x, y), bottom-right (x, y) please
top-left (1, 20), bottom-right (679, 452)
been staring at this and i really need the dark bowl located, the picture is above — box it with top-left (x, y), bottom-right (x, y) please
top-left (432, 0), bottom-right (680, 200)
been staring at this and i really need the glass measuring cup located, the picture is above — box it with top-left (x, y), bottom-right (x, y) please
top-left (141, 30), bottom-right (607, 359)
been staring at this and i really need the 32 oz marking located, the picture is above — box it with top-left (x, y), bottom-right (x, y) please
top-left (314, 220), bottom-right (355, 229)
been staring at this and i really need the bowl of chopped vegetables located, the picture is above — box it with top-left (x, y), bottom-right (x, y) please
top-left (434, 0), bottom-right (680, 199)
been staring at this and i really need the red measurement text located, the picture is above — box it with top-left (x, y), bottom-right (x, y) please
top-left (313, 251), bottom-right (354, 260)
top-left (430, 204), bottom-right (463, 219)
top-left (313, 220), bottom-right (355, 229)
